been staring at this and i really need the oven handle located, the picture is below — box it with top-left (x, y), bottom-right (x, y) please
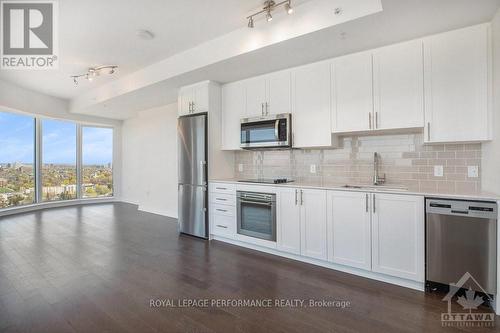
top-left (239, 199), bottom-right (273, 206)
top-left (275, 119), bottom-right (280, 139)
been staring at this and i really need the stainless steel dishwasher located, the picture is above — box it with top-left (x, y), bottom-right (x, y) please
top-left (426, 199), bottom-right (497, 295)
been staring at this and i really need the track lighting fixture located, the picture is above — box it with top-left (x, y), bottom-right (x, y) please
top-left (247, 0), bottom-right (293, 28)
top-left (70, 65), bottom-right (118, 86)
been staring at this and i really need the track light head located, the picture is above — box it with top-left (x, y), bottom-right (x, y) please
top-left (285, 1), bottom-right (293, 14)
top-left (266, 11), bottom-right (273, 22)
top-left (248, 17), bottom-right (254, 28)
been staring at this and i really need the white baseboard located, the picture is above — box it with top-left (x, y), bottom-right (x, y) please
top-left (138, 205), bottom-right (178, 219)
top-left (212, 235), bottom-right (425, 292)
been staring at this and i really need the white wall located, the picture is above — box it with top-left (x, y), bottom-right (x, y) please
top-left (121, 103), bottom-right (178, 217)
top-left (482, 9), bottom-right (500, 194)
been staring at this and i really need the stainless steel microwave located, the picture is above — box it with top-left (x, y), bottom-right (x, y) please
top-left (240, 113), bottom-right (291, 149)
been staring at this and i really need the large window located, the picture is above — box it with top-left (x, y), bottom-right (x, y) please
top-left (0, 111), bottom-right (35, 208)
top-left (42, 120), bottom-right (77, 201)
top-left (0, 110), bottom-right (114, 210)
top-left (82, 127), bottom-right (113, 198)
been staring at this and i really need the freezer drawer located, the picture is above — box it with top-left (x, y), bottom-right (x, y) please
top-left (178, 184), bottom-right (208, 238)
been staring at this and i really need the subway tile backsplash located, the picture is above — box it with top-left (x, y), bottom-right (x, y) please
top-left (234, 133), bottom-right (482, 194)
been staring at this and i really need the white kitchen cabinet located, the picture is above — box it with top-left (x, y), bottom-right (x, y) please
top-left (245, 76), bottom-right (267, 117)
top-left (371, 193), bottom-right (424, 282)
top-left (373, 40), bottom-right (424, 130)
top-left (327, 191), bottom-right (371, 270)
top-left (332, 51), bottom-right (373, 133)
top-left (278, 187), bottom-right (327, 259)
top-left (277, 187), bottom-right (301, 255)
top-left (423, 24), bottom-right (491, 143)
top-left (300, 189), bottom-right (327, 260)
top-left (178, 81), bottom-right (210, 116)
top-left (267, 70), bottom-right (292, 115)
top-left (292, 61), bottom-right (332, 148)
top-left (221, 82), bottom-right (245, 150)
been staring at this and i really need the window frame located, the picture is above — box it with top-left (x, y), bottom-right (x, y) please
top-left (0, 109), bottom-right (115, 211)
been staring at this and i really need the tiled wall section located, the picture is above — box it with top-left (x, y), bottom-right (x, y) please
top-left (234, 133), bottom-right (482, 194)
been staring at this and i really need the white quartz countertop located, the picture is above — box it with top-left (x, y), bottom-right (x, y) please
top-left (210, 179), bottom-right (500, 202)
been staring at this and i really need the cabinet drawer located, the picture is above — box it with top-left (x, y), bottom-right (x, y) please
top-left (211, 214), bottom-right (236, 237)
top-left (211, 204), bottom-right (235, 217)
top-left (210, 193), bottom-right (235, 206)
top-left (209, 183), bottom-right (236, 195)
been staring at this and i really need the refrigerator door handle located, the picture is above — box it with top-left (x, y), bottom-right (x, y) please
top-left (200, 160), bottom-right (207, 185)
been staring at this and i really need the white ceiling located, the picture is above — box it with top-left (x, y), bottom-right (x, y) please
top-left (0, 0), bottom-right (309, 99)
top-left (1, 0), bottom-right (500, 120)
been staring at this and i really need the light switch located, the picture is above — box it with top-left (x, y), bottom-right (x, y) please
top-left (434, 165), bottom-right (444, 177)
top-left (238, 163), bottom-right (244, 172)
top-left (310, 164), bottom-right (317, 174)
top-left (468, 166), bottom-right (479, 178)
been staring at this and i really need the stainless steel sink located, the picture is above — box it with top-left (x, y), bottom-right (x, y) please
top-left (341, 184), bottom-right (408, 191)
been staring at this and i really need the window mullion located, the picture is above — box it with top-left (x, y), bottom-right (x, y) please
top-left (76, 124), bottom-right (82, 199)
top-left (35, 118), bottom-right (42, 204)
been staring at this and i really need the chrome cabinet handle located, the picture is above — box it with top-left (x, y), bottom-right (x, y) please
top-left (216, 224), bottom-right (228, 229)
top-left (300, 190), bottom-right (304, 205)
top-left (375, 112), bottom-right (378, 129)
top-left (216, 187), bottom-right (227, 190)
top-left (261, 103), bottom-right (264, 116)
top-left (266, 102), bottom-right (269, 115)
top-left (216, 209), bottom-right (227, 212)
top-left (373, 194), bottom-right (376, 213)
top-left (215, 198), bottom-right (227, 201)
top-left (427, 122), bottom-right (431, 141)
top-left (369, 113), bottom-right (372, 129)
top-left (295, 189), bottom-right (298, 205)
top-left (192, 102), bottom-right (195, 112)
top-left (365, 194), bottom-right (369, 212)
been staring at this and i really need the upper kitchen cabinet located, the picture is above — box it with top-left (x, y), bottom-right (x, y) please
top-left (244, 76), bottom-right (267, 117)
top-left (423, 24), bottom-right (491, 143)
top-left (292, 61), bottom-right (332, 148)
top-left (178, 81), bottom-right (210, 116)
top-left (221, 82), bottom-right (245, 150)
top-left (244, 71), bottom-right (291, 117)
top-left (373, 40), bottom-right (424, 130)
top-left (332, 51), bottom-right (373, 133)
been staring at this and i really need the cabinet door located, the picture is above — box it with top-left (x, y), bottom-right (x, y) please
top-left (327, 191), bottom-right (371, 270)
top-left (291, 61), bottom-right (332, 148)
top-left (194, 84), bottom-right (209, 113)
top-left (245, 76), bottom-right (267, 117)
top-left (178, 88), bottom-right (194, 116)
top-left (267, 71), bottom-right (291, 115)
top-left (332, 52), bottom-right (373, 133)
top-left (277, 187), bottom-right (301, 255)
top-left (423, 24), bottom-right (490, 143)
top-left (300, 189), bottom-right (327, 260)
top-left (371, 194), bottom-right (424, 282)
top-left (222, 82), bottom-right (245, 150)
top-left (373, 40), bottom-right (424, 130)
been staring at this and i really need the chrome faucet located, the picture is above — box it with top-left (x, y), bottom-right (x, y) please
top-left (373, 152), bottom-right (386, 185)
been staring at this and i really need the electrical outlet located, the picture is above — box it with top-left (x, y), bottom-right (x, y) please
top-left (238, 163), bottom-right (244, 172)
top-left (434, 165), bottom-right (444, 177)
top-left (310, 164), bottom-right (316, 174)
top-left (468, 166), bottom-right (479, 178)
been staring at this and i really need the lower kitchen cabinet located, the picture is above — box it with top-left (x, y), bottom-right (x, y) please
top-left (371, 193), bottom-right (424, 282)
top-left (300, 189), bottom-right (328, 260)
top-left (278, 188), bottom-right (327, 259)
top-left (327, 191), bottom-right (372, 270)
top-left (277, 188), bottom-right (301, 255)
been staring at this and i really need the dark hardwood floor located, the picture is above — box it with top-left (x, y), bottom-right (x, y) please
top-left (0, 202), bottom-right (497, 333)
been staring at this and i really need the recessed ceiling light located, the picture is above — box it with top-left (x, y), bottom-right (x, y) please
top-left (137, 29), bottom-right (155, 40)
top-left (334, 7), bottom-right (343, 15)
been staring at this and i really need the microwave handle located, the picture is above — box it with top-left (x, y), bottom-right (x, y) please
top-left (275, 119), bottom-right (280, 139)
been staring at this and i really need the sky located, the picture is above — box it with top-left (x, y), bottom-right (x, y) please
top-left (0, 111), bottom-right (113, 165)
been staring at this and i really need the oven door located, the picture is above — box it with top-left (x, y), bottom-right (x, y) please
top-left (237, 192), bottom-right (276, 241)
top-left (240, 114), bottom-right (290, 149)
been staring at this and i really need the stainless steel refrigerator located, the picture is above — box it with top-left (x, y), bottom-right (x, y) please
top-left (177, 113), bottom-right (208, 239)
